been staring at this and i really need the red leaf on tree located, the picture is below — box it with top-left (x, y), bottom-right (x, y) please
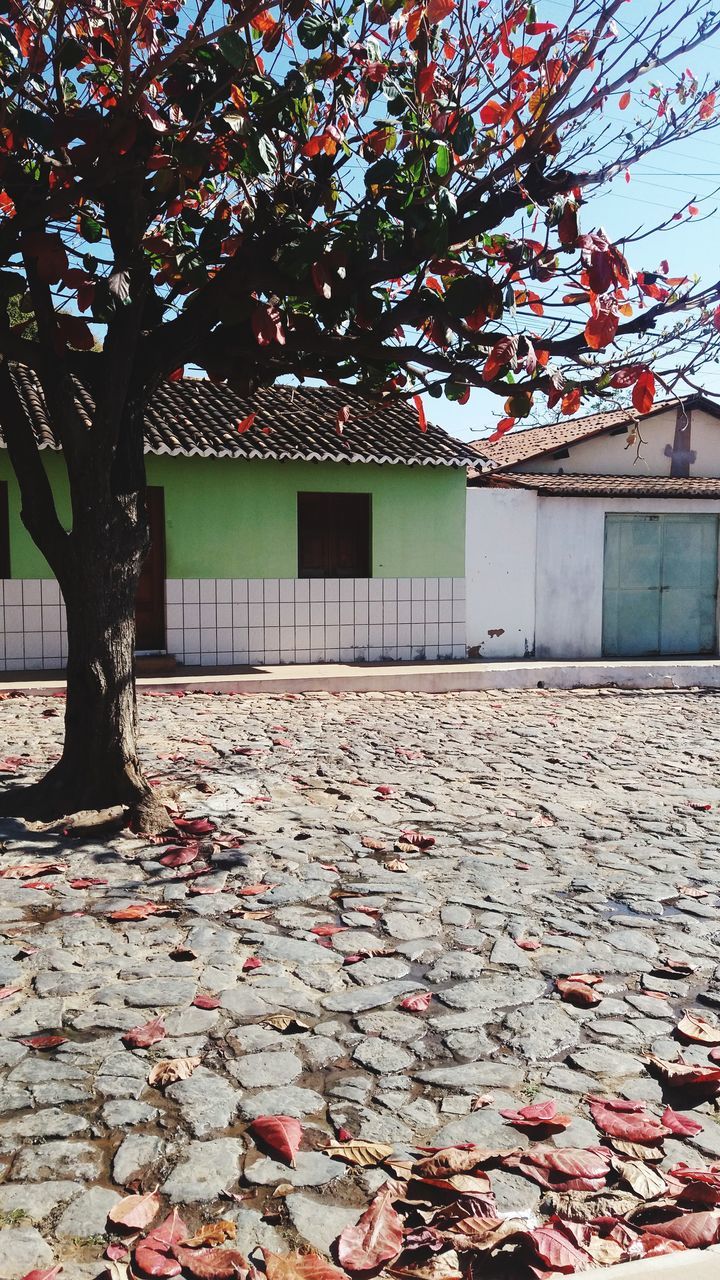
top-left (413, 395), bottom-right (427, 432)
top-left (56, 313), bottom-right (94, 351)
top-left (487, 417), bottom-right (515, 442)
top-left (248, 1115), bottom-right (303, 1166)
top-left (18, 1034), bottom-right (67, 1050)
top-left (509, 45), bottom-right (538, 67)
top-left (400, 991), bottom-right (432, 1011)
top-left (584, 304), bottom-right (619, 350)
top-left (426, 0), bottom-right (454, 22)
top-left (251, 303), bottom-right (285, 347)
top-left (483, 336), bottom-right (517, 381)
top-left (23, 232), bottom-right (68, 284)
top-left (237, 413), bottom-right (256, 434)
top-left (619, 91), bottom-right (631, 109)
top-left (417, 63), bottom-right (437, 100)
top-left (632, 369), bottom-right (656, 413)
top-left (480, 101), bottom-right (504, 126)
top-left (661, 1107), bottom-right (703, 1137)
top-left (123, 1015), bottom-right (166, 1049)
top-left (336, 1185), bottom-right (404, 1272)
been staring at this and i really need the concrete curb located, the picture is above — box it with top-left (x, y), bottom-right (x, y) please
top-left (586, 1244), bottom-right (720, 1277)
top-left (2, 657), bottom-right (720, 696)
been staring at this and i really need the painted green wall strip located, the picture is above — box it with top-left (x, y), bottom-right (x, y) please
top-left (0, 451), bottom-right (466, 579)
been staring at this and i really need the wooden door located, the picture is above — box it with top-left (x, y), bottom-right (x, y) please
top-left (135, 487), bottom-right (166, 650)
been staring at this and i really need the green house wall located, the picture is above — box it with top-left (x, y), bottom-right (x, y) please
top-left (0, 452), bottom-right (466, 580)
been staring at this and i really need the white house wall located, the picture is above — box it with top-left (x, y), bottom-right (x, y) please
top-left (465, 489), bottom-right (537, 658)
top-left (535, 496), bottom-right (720, 659)
top-left (514, 409), bottom-right (720, 476)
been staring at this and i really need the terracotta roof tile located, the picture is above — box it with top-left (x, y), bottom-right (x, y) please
top-left (8, 365), bottom-right (472, 468)
top-left (468, 395), bottom-right (720, 470)
top-left (473, 472), bottom-right (720, 498)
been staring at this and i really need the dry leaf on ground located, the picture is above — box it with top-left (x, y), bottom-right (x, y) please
top-left (148, 1056), bottom-right (201, 1087)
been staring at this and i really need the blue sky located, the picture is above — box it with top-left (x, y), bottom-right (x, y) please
top-left (427, 1), bottom-right (720, 441)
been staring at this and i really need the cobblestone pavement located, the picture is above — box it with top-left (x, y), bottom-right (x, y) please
top-left (1, 687), bottom-right (720, 1276)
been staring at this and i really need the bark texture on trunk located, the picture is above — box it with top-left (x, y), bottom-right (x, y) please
top-left (0, 372), bottom-right (171, 834)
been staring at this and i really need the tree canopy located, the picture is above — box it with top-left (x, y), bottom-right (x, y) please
top-left (2, 0), bottom-right (720, 449)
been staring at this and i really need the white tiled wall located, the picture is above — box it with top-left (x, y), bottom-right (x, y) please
top-left (0, 576), bottom-right (466, 671)
top-left (0, 580), bottom-right (67, 671)
top-left (165, 577), bottom-right (466, 666)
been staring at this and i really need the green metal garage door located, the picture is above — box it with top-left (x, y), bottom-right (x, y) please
top-left (602, 514), bottom-right (719, 657)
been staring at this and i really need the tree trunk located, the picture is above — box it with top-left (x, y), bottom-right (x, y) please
top-left (0, 464), bottom-right (171, 834)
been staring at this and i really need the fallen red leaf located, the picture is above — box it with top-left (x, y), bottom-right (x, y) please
top-left (556, 976), bottom-right (602, 1007)
top-left (172, 1248), bottom-right (250, 1278)
top-left (192, 994), bottom-right (221, 1009)
top-left (399, 829), bottom-right (435, 850)
top-left (661, 1107), bottom-right (704, 1137)
top-left (68, 877), bottom-right (108, 889)
top-left (248, 1115), bottom-right (303, 1167)
top-left (589, 1098), bottom-right (670, 1143)
top-left (107, 902), bottom-right (169, 921)
top-left (242, 957), bottom-right (262, 971)
top-left (17, 1035), bottom-right (67, 1050)
top-left (133, 1245), bottom-right (182, 1277)
top-left (400, 992), bottom-right (432, 1012)
top-left (500, 1100), bottom-right (571, 1131)
top-left (0, 985), bottom-right (22, 1000)
top-left (262, 1249), bottom-right (348, 1280)
top-left (175, 817), bottom-right (216, 836)
top-left (648, 1055), bottom-right (720, 1088)
top-left (648, 1210), bottom-right (720, 1249)
top-left (337, 1185), bottom-right (404, 1272)
top-left (108, 1191), bottom-right (162, 1230)
top-left (527, 1221), bottom-right (593, 1272)
top-left (0, 862), bottom-right (67, 879)
top-left (144, 1209), bottom-right (189, 1251)
top-left (160, 846), bottom-right (200, 868)
top-left (123, 1015), bottom-right (166, 1049)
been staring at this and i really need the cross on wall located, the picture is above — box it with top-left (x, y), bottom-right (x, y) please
top-left (664, 405), bottom-right (696, 477)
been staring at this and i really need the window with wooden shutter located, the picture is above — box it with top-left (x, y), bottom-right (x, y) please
top-left (298, 492), bottom-right (371, 578)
